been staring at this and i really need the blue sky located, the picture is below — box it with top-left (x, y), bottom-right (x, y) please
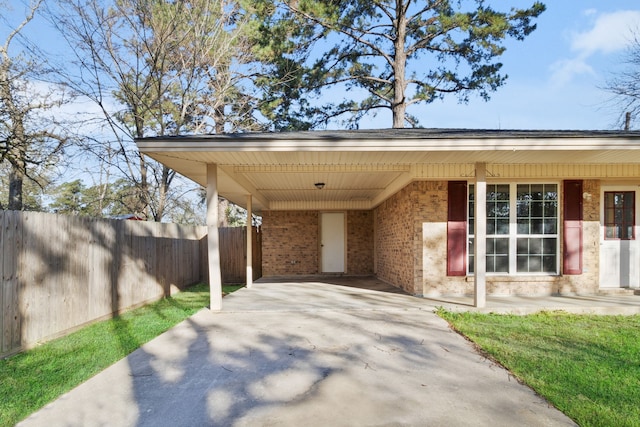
top-left (3, 0), bottom-right (640, 131)
top-left (390, 1), bottom-right (640, 130)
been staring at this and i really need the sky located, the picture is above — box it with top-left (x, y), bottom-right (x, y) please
top-left (391, 1), bottom-right (640, 131)
top-left (3, 0), bottom-right (640, 132)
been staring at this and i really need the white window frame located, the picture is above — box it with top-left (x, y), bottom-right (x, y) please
top-left (468, 181), bottom-right (560, 276)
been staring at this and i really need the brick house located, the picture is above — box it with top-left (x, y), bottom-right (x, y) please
top-left (136, 129), bottom-right (640, 309)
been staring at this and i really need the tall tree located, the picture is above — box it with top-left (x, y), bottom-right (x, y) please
top-left (51, 0), bottom-right (261, 221)
top-left (1, 0), bottom-right (70, 209)
top-left (254, 0), bottom-right (545, 129)
top-left (604, 32), bottom-right (640, 130)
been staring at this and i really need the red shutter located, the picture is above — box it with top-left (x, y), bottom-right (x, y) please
top-left (447, 181), bottom-right (467, 276)
top-left (563, 180), bottom-right (583, 275)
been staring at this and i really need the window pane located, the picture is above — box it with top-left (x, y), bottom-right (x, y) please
top-left (494, 255), bottom-right (509, 272)
top-left (529, 256), bottom-right (542, 271)
top-left (517, 256), bottom-right (528, 272)
top-left (543, 255), bottom-right (556, 272)
top-left (604, 191), bottom-right (635, 240)
top-left (543, 219), bottom-right (557, 234)
top-left (487, 220), bottom-right (495, 235)
top-left (531, 219), bottom-right (543, 234)
top-left (531, 201), bottom-right (543, 217)
top-left (496, 238), bottom-right (509, 254)
top-left (517, 219), bottom-right (529, 234)
top-left (516, 238), bottom-right (557, 273)
top-left (544, 202), bottom-right (557, 217)
top-left (529, 238), bottom-right (541, 255)
top-left (468, 238), bottom-right (475, 274)
top-left (486, 238), bottom-right (509, 273)
top-left (496, 219), bottom-right (509, 234)
top-left (543, 238), bottom-right (557, 254)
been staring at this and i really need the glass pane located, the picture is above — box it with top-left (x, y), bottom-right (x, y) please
top-left (517, 256), bottom-right (528, 272)
top-left (495, 238), bottom-right (509, 254)
top-left (517, 201), bottom-right (530, 217)
top-left (517, 219), bottom-right (529, 234)
top-left (531, 219), bottom-right (543, 234)
top-left (496, 219), bottom-right (509, 234)
top-left (529, 238), bottom-right (542, 255)
top-left (517, 238), bottom-right (528, 254)
top-left (494, 255), bottom-right (509, 272)
top-left (487, 220), bottom-right (495, 235)
top-left (496, 185), bottom-right (510, 199)
top-left (529, 256), bottom-right (542, 272)
top-left (531, 201), bottom-right (543, 217)
top-left (543, 238), bottom-right (557, 254)
top-left (530, 184), bottom-right (544, 200)
top-left (496, 201), bottom-right (509, 217)
top-left (543, 219), bottom-right (557, 234)
top-left (544, 202), bottom-right (557, 217)
top-left (543, 255), bottom-right (556, 273)
top-left (468, 238), bottom-right (474, 274)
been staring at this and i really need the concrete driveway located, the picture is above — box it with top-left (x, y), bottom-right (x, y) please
top-left (19, 278), bottom-right (577, 427)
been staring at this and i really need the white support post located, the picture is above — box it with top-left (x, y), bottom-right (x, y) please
top-left (474, 162), bottom-right (487, 308)
top-left (246, 194), bottom-right (253, 289)
top-left (207, 164), bottom-right (223, 311)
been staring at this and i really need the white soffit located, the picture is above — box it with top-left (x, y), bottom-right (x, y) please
top-left (136, 129), bottom-right (640, 212)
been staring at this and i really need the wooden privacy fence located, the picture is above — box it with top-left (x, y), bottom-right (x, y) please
top-left (0, 211), bottom-right (210, 357)
top-left (0, 211), bottom-right (262, 357)
top-left (218, 226), bottom-right (262, 283)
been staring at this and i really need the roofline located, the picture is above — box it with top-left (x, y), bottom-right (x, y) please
top-left (136, 128), bottom-right (640, 153)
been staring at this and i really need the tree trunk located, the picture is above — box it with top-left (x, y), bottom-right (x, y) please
top-left (392, 1), bottom-right (408, 129)
top-left (8, 164), bottom-right (24, 210)
top-left (156, 165), bottom-right (171, 221)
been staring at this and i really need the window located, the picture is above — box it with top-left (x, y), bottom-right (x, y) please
top-left (604, 191), bottom-right (635, 240)
top-left (468, 183), bottom-right (559, 274)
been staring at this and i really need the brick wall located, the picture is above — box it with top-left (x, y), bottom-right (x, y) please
top-left (263, 178), bottom-right (602, 295)
top-left (374, 184), bottom-right (416, 293)
top-left (347, 211), bottom-right (374, 275)
top-left (262, 211), bottom-right (319, 276)
top-left (262, 210), bottom-right (374, 277)
top-left (414, 181), bottom-right (452, 296)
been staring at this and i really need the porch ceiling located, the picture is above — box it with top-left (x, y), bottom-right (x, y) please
top-left (136, 129), bottom-right (640, 213)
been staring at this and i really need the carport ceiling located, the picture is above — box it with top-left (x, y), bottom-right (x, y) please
top-left (136, 128), bottom-right (640, 213)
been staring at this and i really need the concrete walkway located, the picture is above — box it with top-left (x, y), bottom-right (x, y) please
top-left (18, 277), bottom-right (593, 427)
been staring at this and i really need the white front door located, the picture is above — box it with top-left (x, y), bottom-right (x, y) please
top-left (600, 187), bottom-right (640, 288)
top-left (321, 212), bottom-right (345, 273)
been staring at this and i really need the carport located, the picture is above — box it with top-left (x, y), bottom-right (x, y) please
top-left (136, 128), bottom-right (640, 309)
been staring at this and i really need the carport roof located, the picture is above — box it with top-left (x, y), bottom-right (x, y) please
top-left (136, 128), bottom-right (640, 212)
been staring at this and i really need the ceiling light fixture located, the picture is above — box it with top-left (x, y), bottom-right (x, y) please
top-left (314, 182), bottom-right (325, 190)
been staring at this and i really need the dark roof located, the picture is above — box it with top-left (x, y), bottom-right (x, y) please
top-left (136, 128), bottom-right (640, 143)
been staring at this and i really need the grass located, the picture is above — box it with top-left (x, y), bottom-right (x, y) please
top-left (438, 310), bottom-right (640, 427)
top-left (0, 283), bottom-right (242, 427)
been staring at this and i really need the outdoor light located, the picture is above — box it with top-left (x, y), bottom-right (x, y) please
top-left (315, 182), bottom-right (325, 189)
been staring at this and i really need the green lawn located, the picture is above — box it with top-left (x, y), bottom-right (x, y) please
top-left (438, 310), bottom-right (640, 427)
top-left (0, 283), bottom-right (240, 427)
